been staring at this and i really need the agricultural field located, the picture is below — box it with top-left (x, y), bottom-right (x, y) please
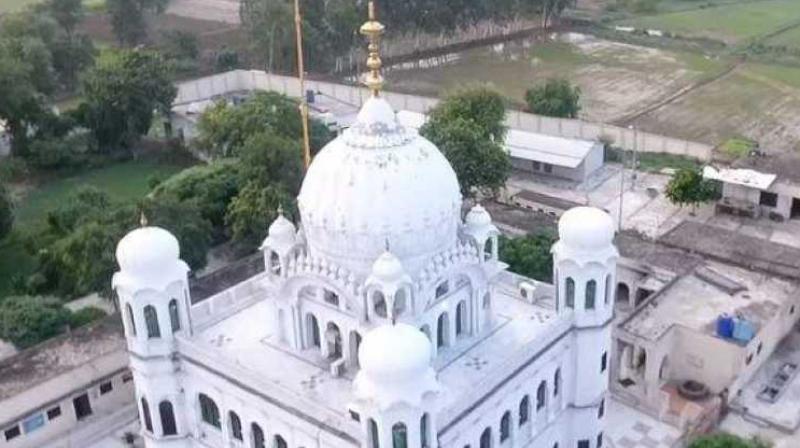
top-left (629, 63), bottom-right (800, 151)
top-left (385, 32), bottom-right (729, 123)
top-left (765, 24), bottom-right (800, 50)
top-left (615, 0), bottom-right (800, 44)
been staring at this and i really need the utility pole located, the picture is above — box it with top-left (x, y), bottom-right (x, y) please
top-left (294, 0), bottom-right (312, 169)
top-left (631, 124), bottom-right (638, 189)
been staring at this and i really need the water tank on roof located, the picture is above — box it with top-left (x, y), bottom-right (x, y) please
top-left (306, 89), bottom-right (315, 104)
top-left (717, 314), bottom-right (734, 338)
top-left (732, 318), bottom-right (755, 343)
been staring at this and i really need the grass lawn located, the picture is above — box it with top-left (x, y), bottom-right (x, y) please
top-left (0, 0), bottom-right (103, 14)
top-left (616, 0), bottom-right (800, 44)
top-left (0, 159), bottom-right (188, 296)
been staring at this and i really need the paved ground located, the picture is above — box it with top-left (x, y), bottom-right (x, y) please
top-left (507, 165), bottom-right (692, 239)
top-left (166, 0), bottom-right (240, 24)
top-left (605, 397), bottom-right (682, 448)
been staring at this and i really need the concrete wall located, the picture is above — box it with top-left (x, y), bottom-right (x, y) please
top-left (173, 70), bottom-right (714, 161)
top-left (721, 183), bottom-right (794, 220)
top-left (0, 369), bottom-right (135, 448)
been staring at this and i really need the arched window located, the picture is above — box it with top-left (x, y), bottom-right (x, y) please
top-left (393, 289), bottom-right (407, 317)
top-left (368, 418), bottom-right (379, 448)
top-left (169, 299), bottom-right (180, 333)
top-left (456, 300), bottom-right (467, 336)
top-left (199, 394), bottom-right (220, 429)
top-left (125, 303), bottom-right (136, 336)
top-left (585, 280), bottom-right (596, 310)
top-left (554, 369), bottom-right (561, 397)
top-left (374, 291), bottom-right (387, 318)
top-left (144, 305), bottom-right (160, 339)
top-left (252, 423), bottom-right (265, 448)
top-left (483, 292), bottom-right (491, 309)
top-left (500, 411), bottom-right (511, 442)
top-left (274, 435), bottom-right (288, 448)
top-left (480, 427), bottom-right (492, 448)
top-left (565, 278), bottom-right (575, 309)
top-left (421, 413), bottom-right (430, 448)
top-left (392, 422), bottom-right (407, 448)
top-left (229, 411), bottom-right (243, 441)
top-left (437, 313), bottom-right (449, 348)
top-left (159, 401), bottom-right (177, 436)
top-left (536, 381), bottom-right (547, 410)
top-left (605, 274), bottom-right (612, 304)
top-left (270, 252), bottom-right (281, 275)
top-left (519, 396), bottom-right (530, 425)
top-left (307, 313), bottom-right (320, 348)
top-left (141, 397), bottom-right (153, 432)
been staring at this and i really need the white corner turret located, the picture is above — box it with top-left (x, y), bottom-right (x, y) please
top-left (113, 224), bottom-right (192, 447)
top-left (261, 211), bottom-right (299, 277)
top-left (365, 250), bottom-right (413, 321)
top-left (551, 207), bottom-right (617, 447)
top-left (353, 323), bottom-right (439, 448)
top-left (463, 204), bottom-right (500, 264)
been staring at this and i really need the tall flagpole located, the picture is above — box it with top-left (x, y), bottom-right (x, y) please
top-left (294, 0), bottom-right (312, 169)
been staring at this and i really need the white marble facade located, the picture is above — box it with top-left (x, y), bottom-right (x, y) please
top-left (113, 65), bottom-right (618, 448)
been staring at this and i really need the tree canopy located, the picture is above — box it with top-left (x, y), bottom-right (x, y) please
top-left (525, 78), bottom-right (581, 119)
top-left (79, 49), bottom-right (176, 151)
top-left (106, 0), bottom-right (169, 46)
top-left (665, 168), bottom-right (719, 213)
top-left (689, 433), bottom-right (771, 448)
top-left (420, 86), bottom-right (510, 198)
top-left (498, 233), bottom-right (556, 283)
top-left (0, 295), bottom-right (71, 348)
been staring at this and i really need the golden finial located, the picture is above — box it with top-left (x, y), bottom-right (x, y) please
top-left (360, 0), bottom-right (385, 96)
top-left (139, 211), bottom-right (148, 227)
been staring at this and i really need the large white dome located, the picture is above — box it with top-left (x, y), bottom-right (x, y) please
top-left (114, 225), bottom-right (189, 290)
top-left (557, 206), bottom-right (615, 251)
top-left (298, 97), bottom-right (462, 277)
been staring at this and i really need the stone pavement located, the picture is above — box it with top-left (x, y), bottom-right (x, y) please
top-left (605, 397), bottom-right (682, 448)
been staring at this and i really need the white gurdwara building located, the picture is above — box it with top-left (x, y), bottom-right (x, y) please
top-left (112, 9), bottom-right (617, 448)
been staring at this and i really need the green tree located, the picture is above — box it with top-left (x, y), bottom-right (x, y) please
top-left (225, 182), bottom-right (294, 249)
top-left (238, 131), bottom-right (303, 194)
top-left (0, 183), bottom-right (13, 239)
top-left (420, 86), bottom-right (510, 198)
top-left (80, 49), bottom-right (176, 151)
top-left (196, 91), bottom-right (333, 158)
top-left (68, 306), bottom-right (107, 328)
top-left (106, 0), bottom-right (169, 46)
top-left (239, 0), bottom-right (294, 72)
top-left (36, 0), bottom-right (95, 90)
top-left (689, 433), bottom-right (771, 448)
top-left (151, 161), bottom-right (241, 240)
top-left (140, 195), bottom-right (213, 271)
top-left (665, 168), bottom-right (719, 214)
top-left (525, 78), bottom-right (581, 118)
top-left (0, 295), bottom-right (71, 348)
top-left (498, 233), bottom-right (556, 282)
top-left (45, 185), bottom-right (111, 236)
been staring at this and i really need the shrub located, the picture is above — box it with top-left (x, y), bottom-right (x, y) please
top-left (0, 295), bottom-right (71, 348)
top-left (68, 306), bottom-right (107, 329)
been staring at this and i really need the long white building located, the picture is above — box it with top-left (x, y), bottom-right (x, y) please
top-left (112, 7), bottom-right (617, 448)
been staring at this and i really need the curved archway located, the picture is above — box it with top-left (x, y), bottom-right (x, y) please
top-left (616, 283), bottom-right (630, 307)
top-left (251, 423), bottom-right (265, 448)
top-left (159, 400), bottom-right (177, 436)
top-left (373, 291), bottom-right (388, 318)
top-left (500, 411), bottom-right (512, 442)
top-left (169, 299), bottom-right (180, 333)
top-left (125, 303), bottom-right (136, 336)
top-left (198, 394), bottom-right (220, 429)
top-left (456, 300), bottom-right (467, 337)
top-left (391, 422), bottom-right (407, 448)
top-left (326, 322), bottom-right (342, 359)
top-left (480, 427), bottom-right (492, 448)
top-left (144, 305), bottom-right (160, 339)
top-left (306, 313), bottom-right (320, 348)
top-left (565, 278), bottom-right (575, 309)
top-left (437, 312), bottom-right (449, 348)
top-left (536, 381), bottom-right (547, 411)
top-left (228, 410), bottom-right (242, 441)
top-left (585, 280), bottom-right (596, 310)
top-left (274, 434), bottom-right (288, 448)
top-left (141, 397), bottom-right (153, 432)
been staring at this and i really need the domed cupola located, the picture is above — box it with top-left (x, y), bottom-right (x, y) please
top-left (297, 83), bottom-right (461, 279)
top-left (113, 223), bottom-right (189, 291)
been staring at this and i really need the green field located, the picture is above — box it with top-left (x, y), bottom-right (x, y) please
top-left (0, 0), bottom-right (103, 14)
top-left (766, 24), bottom-right (800, 50)
top-left (617, 0), bottom-right (800, 44)
top-left (0, 159), bottom-right (187, 296)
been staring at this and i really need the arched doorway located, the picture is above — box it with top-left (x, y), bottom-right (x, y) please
top-left (306, 313), bottom-right (320, 348)
top-left (456, 300), bottom-right (467, 337)
top-left (326, 322), bottom-right (342, 359)
top-left (437, 313), bottom-right (449, 348)
top-left (349, 331), bottom-right (362, 368)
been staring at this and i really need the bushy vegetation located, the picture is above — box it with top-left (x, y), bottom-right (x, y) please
top-left (0, 295), bottom-right (71, 348)
top-left (420, 86), bottom-right (511, 198)
top-left (525, 78), bottom-right (581, 118)
top-left (498, 233), bottom-right (557, 282)
top-left (689, 433), bottom-right (771, 448)
top-left (665, 167), bottom-right (719, 213)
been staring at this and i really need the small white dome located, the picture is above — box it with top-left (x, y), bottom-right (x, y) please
top-left (369, 250), bottom-right (407, 283)
top-left (116, 226), bottom-right (180, 276)
top-left (354, 324), bottom-right (439, 409)
top-left (465, 204), bottom-right (492, 228)
top-left (298, 96), bottom-right (462, 277)
top-left (262, 214), bottom-right (297, 254)
top-left (558, 207), bottom-right (615, 250)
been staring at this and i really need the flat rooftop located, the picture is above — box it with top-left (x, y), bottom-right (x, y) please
top-left (620, 261), bottom-right (795, 342)
top-left (185, 274), bottom-right (567, 437)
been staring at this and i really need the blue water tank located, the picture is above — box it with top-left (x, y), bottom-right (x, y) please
top-left (717, 314), bottom-right (734, 338)
top-left (732, 318), bottom-right (756, 342)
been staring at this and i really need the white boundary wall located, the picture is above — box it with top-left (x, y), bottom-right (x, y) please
top-left (174, 70), bottom-right (713, 161)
